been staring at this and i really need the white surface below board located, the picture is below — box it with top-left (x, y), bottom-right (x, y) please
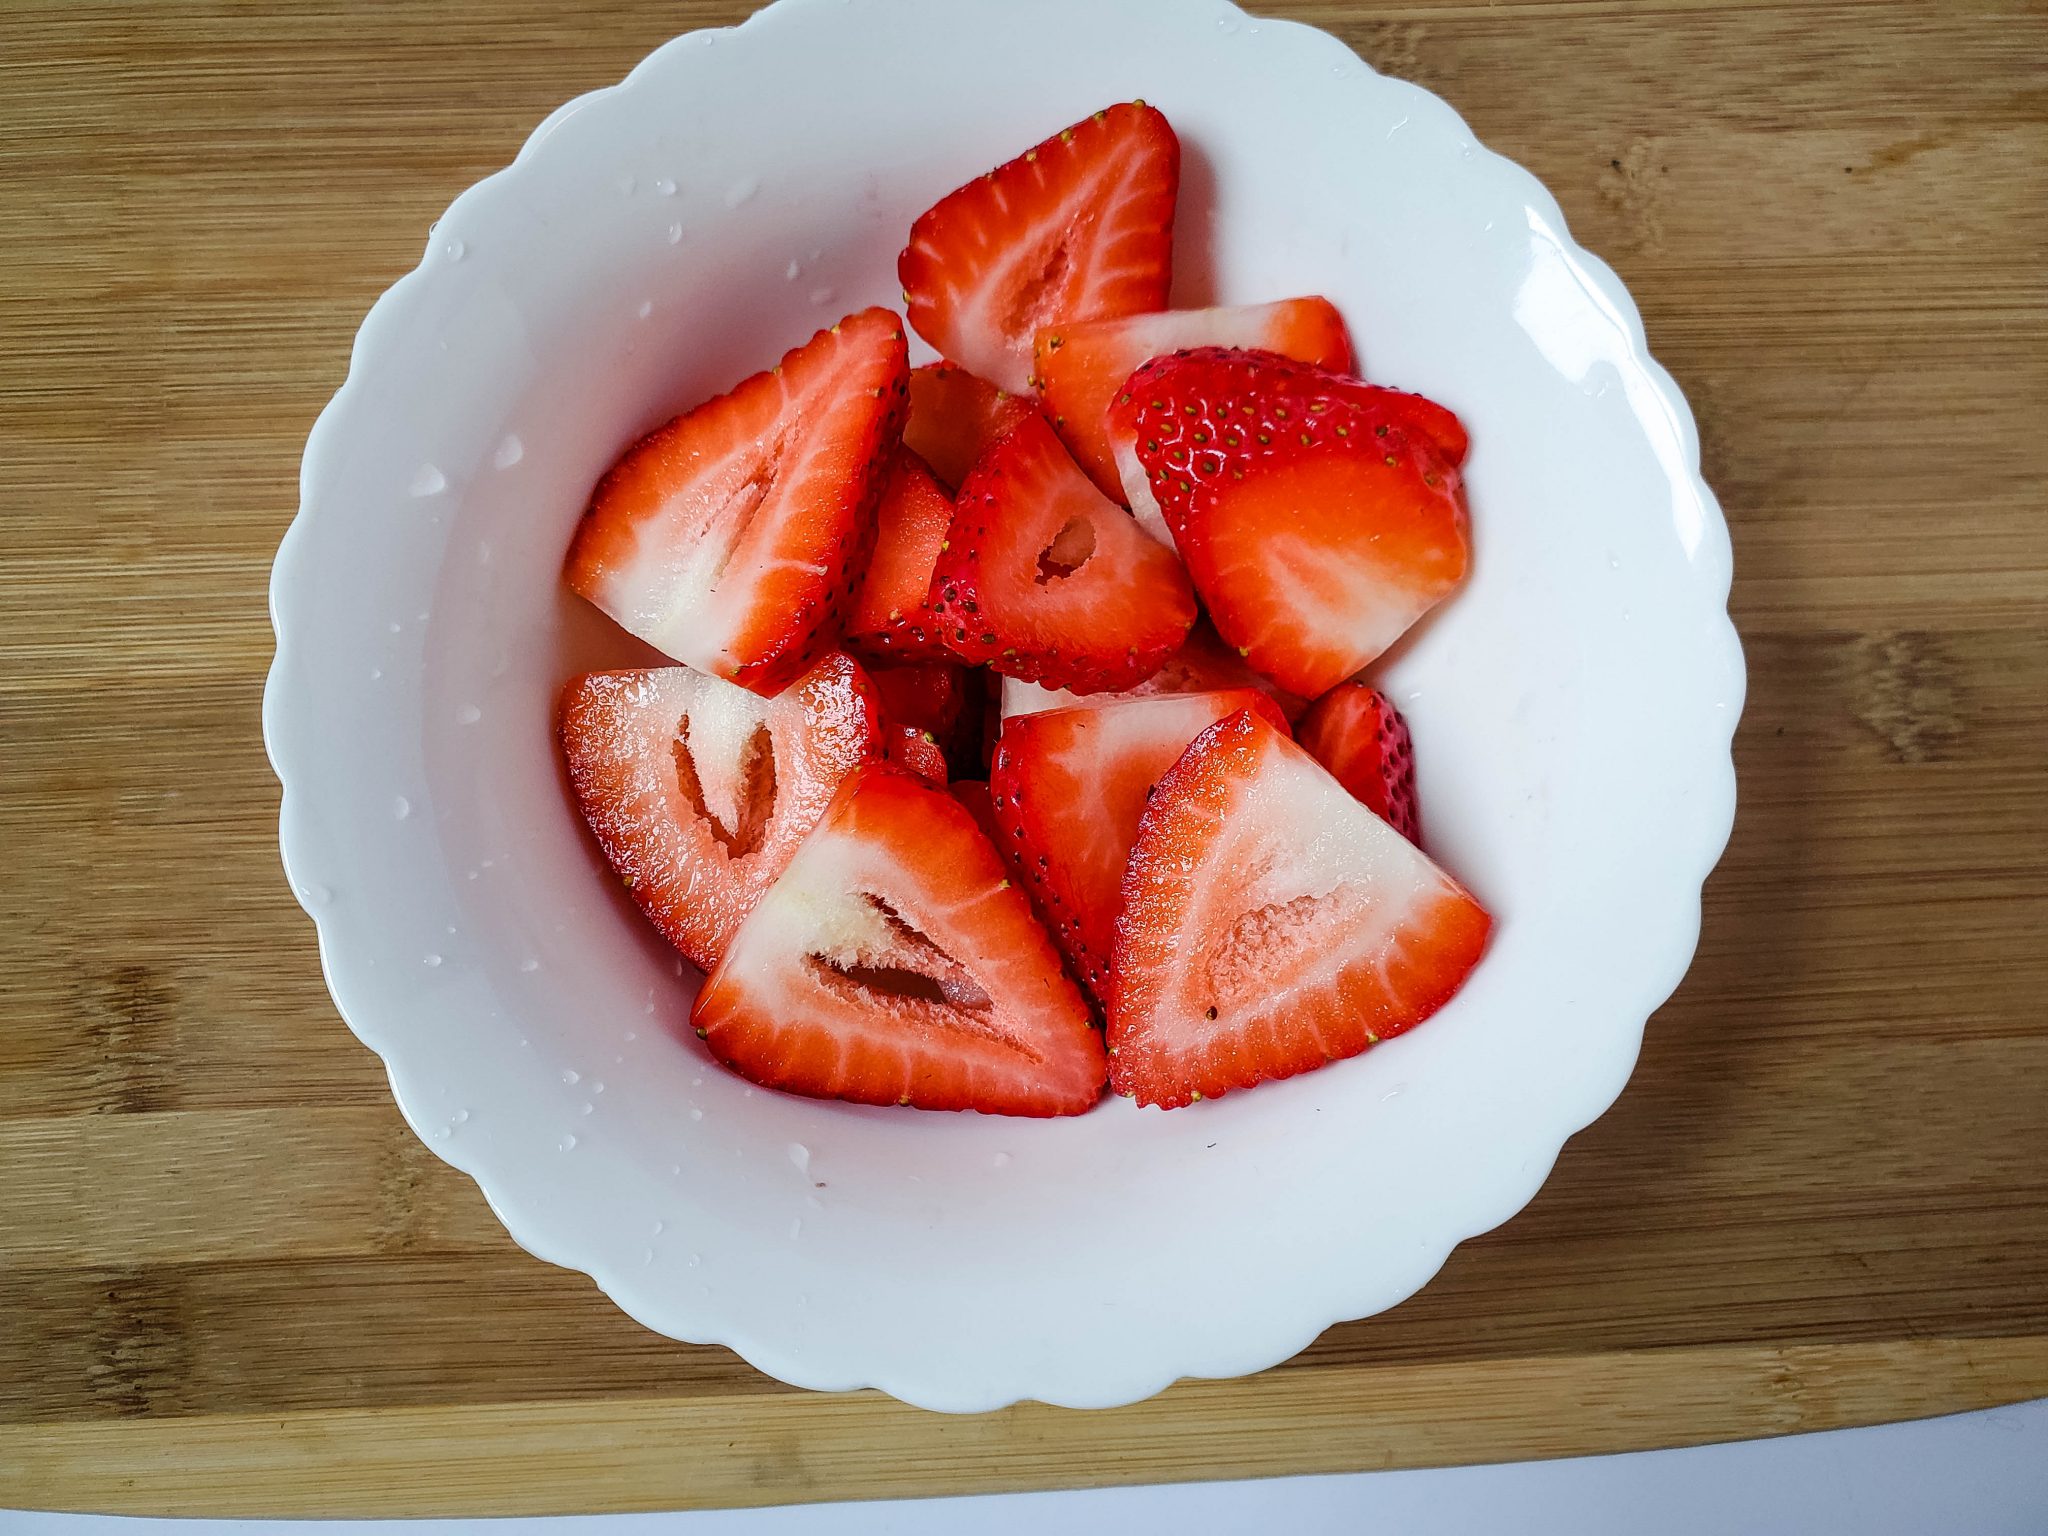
top-left (5, 1396), bottom-right (2044, 1534)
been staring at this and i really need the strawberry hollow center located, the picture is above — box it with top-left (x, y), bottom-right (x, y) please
top-left (672, 717), bottom-right (777, 859)
top-left (1034, 515), bottom-right (1097, 583)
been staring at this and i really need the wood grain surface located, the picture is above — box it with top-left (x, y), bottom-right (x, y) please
top-left (3, 0), bottom-right (2045, 1517)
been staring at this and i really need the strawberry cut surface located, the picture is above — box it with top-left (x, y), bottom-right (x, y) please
top-left (992, 689), bottom-right (1288, 1003)
top-left (844, 448), bottom-right (954, 661)
top-left (903, 362), bottom-right (1039, 490)
top-left (1296, 682), bottom-right (1421, 844)
top-left (693, 764), bottom-right (1106, 1116)
top-left (559, 653), bottom-right (882, 973)
top-left (565, 308), bottom-right (909, 696)
top-left (867, 660), bottom-right (984, 777)
top-left (928, 413), bottom-right (1196, 692)
top-left (1034, 297), bottom-right (1352, 500)
top-left (1109, 709), bottom-right (1489, 1108)
top-left (899, 103), bottom-right (1179, 396)
top-left (1000, 619), bottom-right (1308, 722)
top-left (882, 723), bottom-right (949, 784)
top-left (1110, 346), bottom-right (1471, 698)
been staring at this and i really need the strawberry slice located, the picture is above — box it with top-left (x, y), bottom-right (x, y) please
top-left (1034, 298), bottom-right (1353, 499)
top-left (992, 690), bottom-right (1287, 1002)
top-left (867, 660), bottom-right (984, 776)
top-left (1000, 619), bottom-right (1309, 721)
top-left (693, 764), bottom-right (1106, 1116)
top-left (1110, 347), bottom-right (1471, 698)
top-left (1109, 710), bottom-right (1490, 1107)
top-left (1296, 683), bottom-right (1421, 844)
top-left (882, 724), bottom-right (949, 784)
top-left (1110, 348), bottom-right (1470, 549)
top-left (565, 309), bottom-right (909, 696)
top-left (928, 413), bottom-right (1197, 692)
top-left (900, 103), bottom-right (1179, 396)
top-left (903, 362), bottom-right (1039, 490)
top-left (844, 449), bottom-right (954, 661)
top-left (559, 653), bottom-right (882, 972)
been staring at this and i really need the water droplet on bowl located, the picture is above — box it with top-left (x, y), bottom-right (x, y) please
top-left (301, 883), bottom-right (333, 906)
top-left (559, 1134), bottom-right (577, 1151)
top-left (667, 222), bottom-right (683, 245)
top-left (561, 1068), bottom-right (580, 1085)
top-left (724, 175), bottom-right (760, 208)
top-left (387, 620), bottom-right (403, 635)
top-left (808, 286), bottom-right (836, 306)
top-left (785, 259), bottom-right (802, 281)
top-left (591, 1081), bottom-right (605, 1095)
top-left (451, 1109), bottom-right (469, 1125)
top-left (423, 953), bottom-right (442, 968)
top-left (688, 1106), bottom-right (703, 1122)
top-left (992, 1151), bottom-right (1012, 1169)
top-left (369, 667), bottom-right (383, 682)
top-left (408, 464), bottom-right (446, 498)
top-left (444, 238), bottom-right (466, 261)
top-left (579, 1102), bottom-right (594, 1116)
top-left (492, 433), bottom-right (524, 469)
top-left (786, 1143), bottom-right (811, 1177)
top-left (636, 299), bottom-right (654, 320)
top-left (655, 176), bottom-right (676, 196)
top-left (393, 795), bottom-right (412, 820)
top-left (788, 1217), bottom-right (803, 1239)
top-left (519, 956), bottom-right (540, 973)
top-left (456, 703), bottom-right (481, 726)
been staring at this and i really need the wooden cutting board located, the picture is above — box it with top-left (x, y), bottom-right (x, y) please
top-left (3, 0), bottom-right (2044, 1517)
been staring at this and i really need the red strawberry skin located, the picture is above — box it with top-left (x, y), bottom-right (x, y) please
top-left (882, 723), bottom-right (949, 784)
top-left (900, 103), bottom-right (1179, 395)
top-left (867, 660), bottom-right (984, 777)
top-left (928, 413), bottom-right (1197, 692)
top-left (1111, 347), bottom-right (1470, 698)
top-left (559, 653), bottom-right (882, 972)
top-left (1034, 298), bottom-right (1353, 500)
top-left (1296, 683), bottom-right (1421, 844)
top-left (991, 689), bottom-right (1288, 1003)
top-left (693, 764), bottom-right (1106, 1116)
top-left (1109, 709), bottom-right (1489, 1107)
top-left (845, 448), bottom-right (955, 662)
top-left (904, 362), bottom-right (1039, 490)
top-left (566, 309), bottom-right (910, 697)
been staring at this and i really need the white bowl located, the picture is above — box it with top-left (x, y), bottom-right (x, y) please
top-left (265, 0), bottom-right (1743, 1411)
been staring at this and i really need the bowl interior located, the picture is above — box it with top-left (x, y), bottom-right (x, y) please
top-left (274, 0), bottom-right (1739, 1409)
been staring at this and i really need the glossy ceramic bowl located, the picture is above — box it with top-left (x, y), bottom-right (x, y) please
top-left (265, 0), bottom-right (1743, 1411)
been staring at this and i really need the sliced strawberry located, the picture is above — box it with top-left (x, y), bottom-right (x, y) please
top-left (900, 103), bottom-right (1179, 396)
top-left (844, 449), bottom-right (954, 661)
top-left (867, 660), bottom-right (985, 777)
top-left (1034, 298), bottom-right (1353, 499)
top-left (1296, 683), bottom-right (1421, 844)
top-left (992, 690), bottom-right (1287, 1002)
top-left (559, 654), bottom-right (882, 972)
top-left (904, 362), bottom-right (1039, 490)
top-left (1000, 619), bottom-right (1306, 721)
top-left (1109, 710), bottom-right (1489, 1107)
top-left (565, 309), bottom-right (909, 696)
top-left (947, 779), bottom-right (1002, 846)
top-left (928, 413), bottom-right (1196, 692)
top-left (1110, 348), bottom-right (1470, 549)
top-left (882, 723), bottom-right (949, 784)
top-left (1110, 347), bottom-right (1471, 698)
top-left (693, 764), bottom-right (1106, 1116)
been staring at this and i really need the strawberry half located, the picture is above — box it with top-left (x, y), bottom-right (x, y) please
top-left (1296, 683), bottom-right (1421, 844)
top-left (1109, 709), bottom-right (1489, 1107)
top-left (1034, 298), bottom-right (1353, 500)
top-left (867, 660), bottom-right (983, 776)
top-left (992, 689), bottom-right (1288, 1002)
top-left (900, 103), bottom-right (1179, 395)
top-left (565, 309), bottom-right (909, 696)
top-left (1000, 619), bottom-right (1307, 722)
top-left (904, 362), bottom-right (1039, 490)
top-left (1110, 347), bottom-right (1471, 698)
top-left (928, 413), bottom-right (1197, 692)
top-left (693, 764), bottom-right (1106, 1116)
top-left (844, 448), bottom-right (954, 662)
top-left (559, 653), bottom-right (882, 972)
